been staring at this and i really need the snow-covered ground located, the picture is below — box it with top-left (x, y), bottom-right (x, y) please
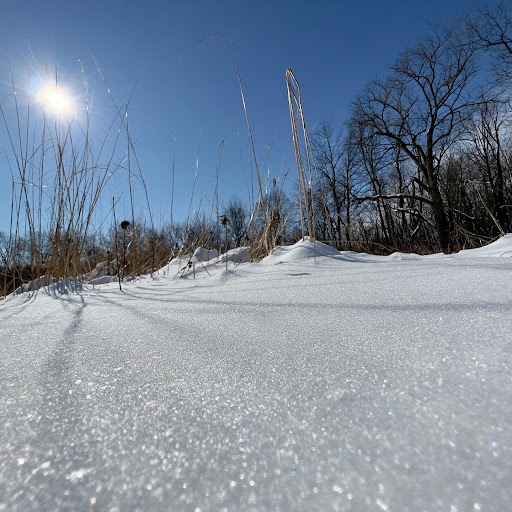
top-left (1, 237), bottom-right (511, 511)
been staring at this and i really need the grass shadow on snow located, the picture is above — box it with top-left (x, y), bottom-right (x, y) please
top-left (26, 295), bottom-right (93, 507)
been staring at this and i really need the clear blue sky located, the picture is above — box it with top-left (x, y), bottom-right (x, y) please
top-left (0, 0), bottom-right (480, 231)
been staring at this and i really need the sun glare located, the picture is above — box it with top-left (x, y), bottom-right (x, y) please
top-left (37, 84), bottom-right (73, 115)
top-left (45, 89), bottom-right (67, 110)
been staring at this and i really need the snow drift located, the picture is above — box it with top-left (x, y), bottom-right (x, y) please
top-left (0, 235), bottom-right (511, 511)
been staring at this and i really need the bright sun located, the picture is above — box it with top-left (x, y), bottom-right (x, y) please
top-left (38, 85), bottom-right (72, 114)
top-left (45, 90), bottom-right (67, 109)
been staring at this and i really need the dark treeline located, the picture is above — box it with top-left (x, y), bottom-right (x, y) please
top-left (309, 2), bottom-right (512, 253)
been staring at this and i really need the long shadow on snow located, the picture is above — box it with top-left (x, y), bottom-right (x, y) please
top-left (129, 262), bottom-right (511, 301)
top-left (23, 295), bottom-right (94, 510)
top-left (95, 292), bottom-right (219, 367)
top-left (105, 286), bottom-right (512, 316)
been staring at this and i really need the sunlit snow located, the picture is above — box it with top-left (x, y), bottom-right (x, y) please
top-left (0, 237), bottom-right (511, 511)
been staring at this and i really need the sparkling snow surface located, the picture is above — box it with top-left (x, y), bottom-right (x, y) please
top-left (1, 238), bottom-right (511, 511)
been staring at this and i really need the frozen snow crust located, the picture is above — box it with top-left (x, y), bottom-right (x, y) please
top-left (1, 236), bottom-right (511, 511)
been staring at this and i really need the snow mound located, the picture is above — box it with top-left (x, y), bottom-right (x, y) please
top-left (192, 247), bottom-right (219, 262)
top-left (388, 252), bottom-right (423, 261)
top-left (172, 246), bottom-right (252, 279)
top-left (262, 238), bottom-right (341, 264)
top-left (14, 276), bottom-right (84, 296)
top-left (456, 233), bottom-right (512, 258)
top-left (12, 260), bottom-right (117, 295)
top-left (219, 246), bottom-right (251, 264)
top-left (88, 275), bottom-right (114, 285)
top-left (86, 260), bottom-right (117, 284)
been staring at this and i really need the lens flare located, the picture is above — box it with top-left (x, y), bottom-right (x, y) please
top-left (36, 83), bottom-right (73, 115)
top-left (44, 89), bottom-right (68, 110)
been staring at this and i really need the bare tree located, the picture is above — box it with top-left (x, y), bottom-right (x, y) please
top-left (353, 24), bottom-right (480, 251)
top-left (311, 121), bottom-right (350, 246)
top-left (464, 98), bottom-right (512, 232)
top-left (469, 1), bottom-right (512, 81)
top-left (226, 197), bottom-right (249, 247)
top-left (349, 123), bottom-right (395, 245)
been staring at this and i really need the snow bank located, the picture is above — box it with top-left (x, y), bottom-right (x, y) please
top-left (456, 233), bottom-right (512, 258)
top-left (262, 237), bottom-right (341, 264)
top-left (6, 235), bottom-right (512, 300)
top-left (168, 246), bottom-right (252, 279)
top-left (192, 247), bottom-right (220, 262)
top-left (220, 246), bottom-right (251, 264)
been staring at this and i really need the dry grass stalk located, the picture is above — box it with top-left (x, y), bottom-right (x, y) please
top-left (0, 62), bottom-right (158, 296)
top-left (286, 68), bottom-right (316, 242)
